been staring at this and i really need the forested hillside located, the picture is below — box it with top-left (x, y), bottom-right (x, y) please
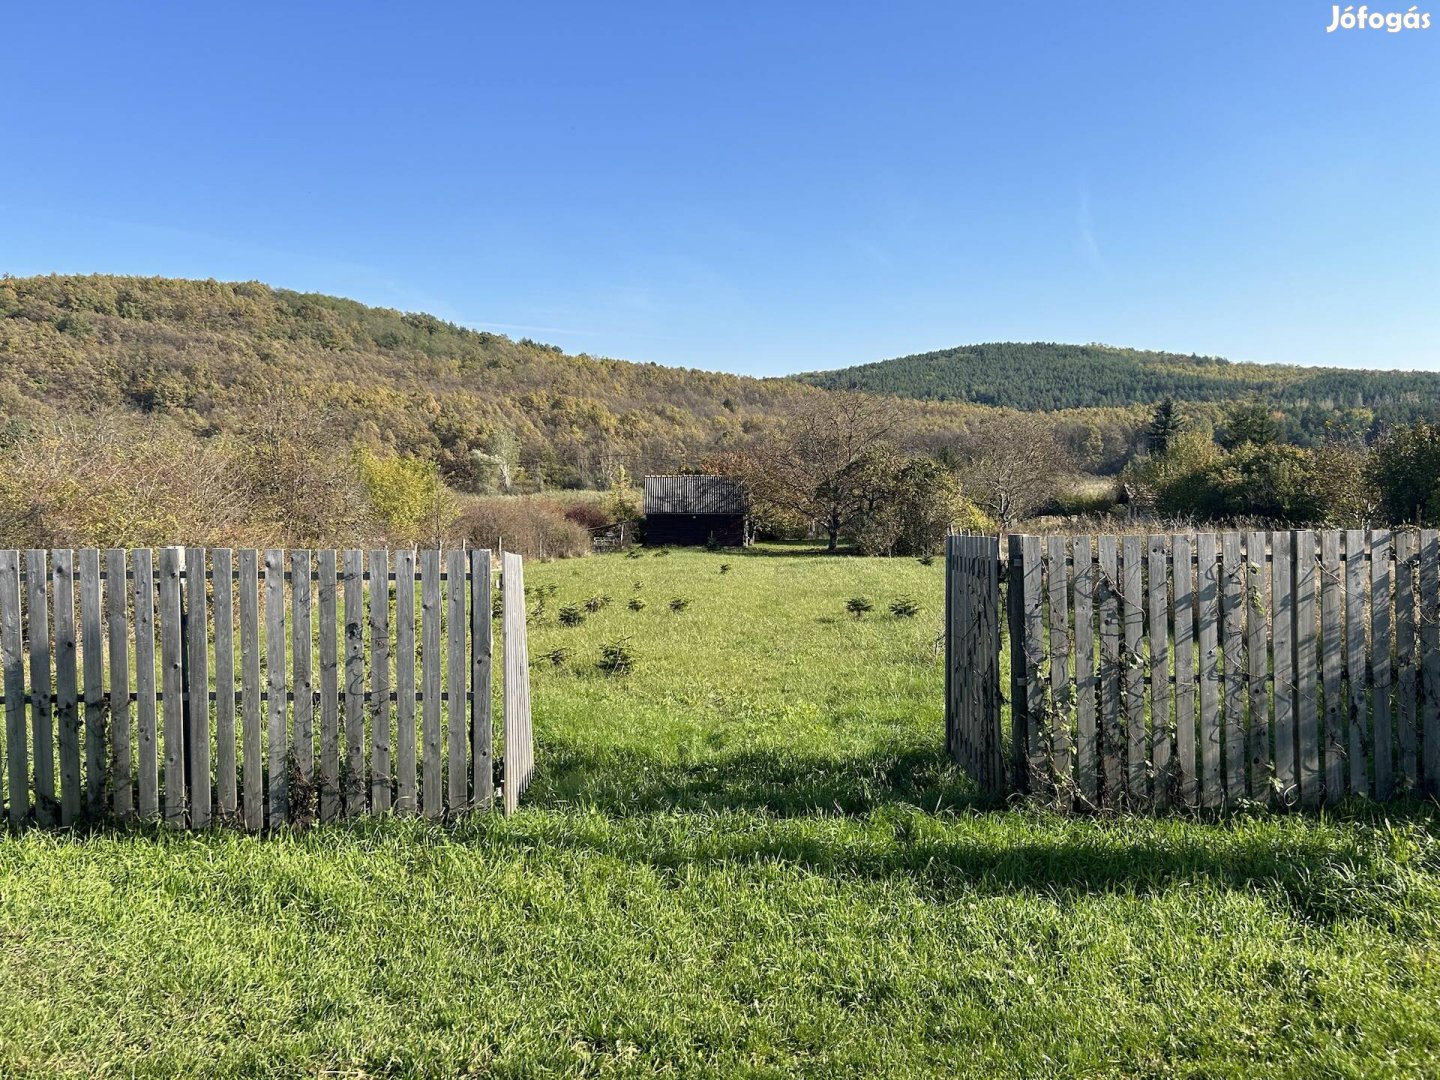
top-left (0, 275), bottom-right (1146, 488)
top-left (794, 342), bottom-right (1440, 444)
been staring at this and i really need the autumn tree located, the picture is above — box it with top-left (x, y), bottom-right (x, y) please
top-left (952, 412), bottom-right (1071, 528)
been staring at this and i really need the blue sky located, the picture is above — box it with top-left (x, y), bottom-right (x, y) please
top-left (3, 1), bottom-right (1437, 375)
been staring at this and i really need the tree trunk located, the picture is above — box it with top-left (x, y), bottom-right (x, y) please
top-left (827, 509), bottom-right (841, 551)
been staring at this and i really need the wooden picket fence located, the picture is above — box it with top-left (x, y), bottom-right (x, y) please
top-left (0, 547), bottom-right (534, 829)
top-left (947, 530), bottom-right (1440, 810)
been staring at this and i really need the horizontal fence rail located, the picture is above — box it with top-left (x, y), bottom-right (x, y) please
top-left (947, 529), bottom-right (1440, 812)
top-left (0, 547), bottom-right (534, 829)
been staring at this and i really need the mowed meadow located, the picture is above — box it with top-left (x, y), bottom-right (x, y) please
top-left (1, 546), bottom-right (1439, 1077)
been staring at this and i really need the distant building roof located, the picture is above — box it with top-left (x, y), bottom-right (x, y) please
top-left (643, 474), bottom-right (747, 516)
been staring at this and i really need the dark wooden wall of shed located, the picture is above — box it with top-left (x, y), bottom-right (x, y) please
top-left (643, 514), bottom-right (747, 547)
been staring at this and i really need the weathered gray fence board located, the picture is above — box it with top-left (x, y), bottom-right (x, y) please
top-left (1219, 532), bottom-right (1246, 805)
top-left (1072, 535), bottom-right (1098, 807)
top-left (395, 549), bottom-right (417, 814)
top-left (1020, 535), bottom-right (1045, 795)
top-left (471, 548), bottom-right (493, 810)
top-left (1395, 529), bottom-right (1418, 791)
top-left (27, 551), bottom-right (56, 826)
top-left (1271, 531), bottom-right (1295, 801)
top-left (158, 548), bottom-right (185, 826)
top-left (264, 549), bottom-right (287, 826)
top-left (343, 549), bottom-right (365, 817)
top-left (291, 550), bottom-right (314, 807)
top-left (54, 551), bottom-right (81, 825)
top-left (185, 547), bottom-right (211, 827)
top-left (1345, 530), bottom-right (1369, 797)
top-left (1246, 531), bottom-right (1270, 802)
top-left (1195, 534), bottom-right (1221, 809)
top-left (1096, 535), bottom-right (1121, 804)
top-left (369, 549), bottom-right (392, 813)
top-left (502, 551), bottom-right (533, 815)
top-left (318, 549), bottom-right (340, 822)
top-left (1294, 531), bottom-right (1320, 806)
top-left (1121, 536), bottom-right (1145, 805)
top-left (421, 550), bottom-right (443, 819)
top-left (1320, 530), bottom-right (1345, 801)
top-left (213, 549), bottom-right (236, 819)
top-left (132, 549), bottom-right (158, 821)
top-left (1371, 531), bottom-right (1394, 800)
top-left (1046, 536), bottom-right (1072, 795)
top-left (0, 552), bottom-right (25, 825)
top-left (238, 550), bottom-right (264, 831)
top-left (80, 549), bottom-right (106, 819)
top-left (1147, 535), bottom-right (1171, 808)
top-left (447, 548), bottom-right (468, 810)
top-left (1421, 530), bottom-right (1440, 794)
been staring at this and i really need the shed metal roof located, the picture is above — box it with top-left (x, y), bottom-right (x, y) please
top-left (643, 475), bottom-right (747, 515)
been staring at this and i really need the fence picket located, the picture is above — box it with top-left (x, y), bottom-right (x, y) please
top-left (264, 549), bottom-right (287, 826)
top-left (421, 549), bottom-right (443, 818)
top-left (80, 549), bottom-right (106, 820)
top-left (1195, 534), bottom-right (1221, 809)
top-left (395, 550), bottom-right (417, 814)
top-left (132, 550), bottom-right (158, 821)
top-left (343, 550), bottom-right (365, 817)
top-left (1295, 531), bottom-right (1321, 806)
top-left (158, 548), bottom-right (184, 826)
top-left (1096, 535), bottom-right (1121, 805)
top-left (1320, 530), bottom-right (1345, 801)
top-left (291, 551), bottom-right (314, 814)
top-left (0, 552), bottom-right (25, 825)
top-left (1371, 531), bottom-right (1394, 801)
top-left (1046, 536), bottom-right (1072, 798)
top-left (1171, 536), bottom-right (1196, 808)
top-left (1395, 530), bottom-right (1418, 791)
top-left (471, 549), bottom-right (493, 810)
top-left (1420, 529), bottom-right (1440, 795)
top-left (1246, 531), bottom-right (1270, 803)
top-left (1271, 531), bottom-right (1295, 803)
top-left (1020, 535), bottom-right (1045, 796)
top-left (1121, 537), bottom-right (1145, 805)
top-left (1072, 536), bottom-right (1097, 807)
top-left (1219, 533), bottom-right (1246, 805)
top-left (238, 550), bottom-right (263, 831)
top-left (369, 549), bottom-right (391, 813)
top-left (1345, 530), bottom-right (1370, 797)
top-left (213, 549), bottom-right (236, 819)
top-left (447, 548), bottom-right (468, 812)
top-left (1147, 535), bottom-right (1171, 808)
top-left (317, 550), bottom-right (340, 821)
top-left (184, 547), bottom-right (211, 827)
top-left (27, 551), bottom-right (56, 826)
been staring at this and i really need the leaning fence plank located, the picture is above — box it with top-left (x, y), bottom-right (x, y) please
top-left (158, 548), bottom-right (185, 826)
top-left (213, 549), bottom-right (236, 819)
top-left (447, 549), bottom-right (468, 812)
top-left (395, 550), bottom-right (417, 814)
top-left (0, 552), bottom-right (25, 825)
top-left (1195, 534), bottom-right (1221, 809)
top-left (1071, 536), bottom-right (1097, 807)
top-left (1395, 530), bottom-right (1418, 792)
top-left (1345, 530), bottom-right (1370, 797)
top-left (421, 550), bottom-right (443, 819)
top-left (1295, 531), bottom-right (1321, 806)
top-left (184, 547), bottom-right (211, 828)
top-left (1147, 536), bottom-right (1172, 807)
top-left (318, 550), bottom-right (340, 822)
top-left (26, 551), bottom-right (56, 826)
top-left (1320, 530), bottom-right (1345, 802)
top-left (471, 548), bottom-right (494, 811)
top-left (370, 549), bottom-right (392, 813)
top-left (1420, 529), bottom-right (1440, 795)
top-left (1096, 535), bottom-right (1121, 805)
top-left (1245, 531), bottom-right (1270, 803)
top-left (343, 550), bottom-right (366, 817)
top-left (79, 550), bottom-right (106, 820)
top-left (1045, 536), bottom-right (1072, 798)
top-left (291, 550), bottom-right (314, 815)
top-left (1219, 533), bottom-right (1246, 806)
top-left (1271, 531), bottom-right (1295, 803)
top-left (265, 549), bottom-right (287, 826)
top-left (1121, 536), bottom-right (1145, 805)
top-left (238, 550), bottom-right (263, 831)
top-left (1371, 531), bottom-right (1394, 801)
top-left (132, 550), bottom-right (158, 821)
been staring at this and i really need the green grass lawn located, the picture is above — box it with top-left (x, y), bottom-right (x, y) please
top-left (1, 544), bottom-right (1438, 1078)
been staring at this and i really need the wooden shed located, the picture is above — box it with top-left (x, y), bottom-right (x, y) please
top-left (643, 475), bottom-right (749, 547)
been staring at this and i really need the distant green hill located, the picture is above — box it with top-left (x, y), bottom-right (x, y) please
top-left (793, 343), bottom-right (1440, 443)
